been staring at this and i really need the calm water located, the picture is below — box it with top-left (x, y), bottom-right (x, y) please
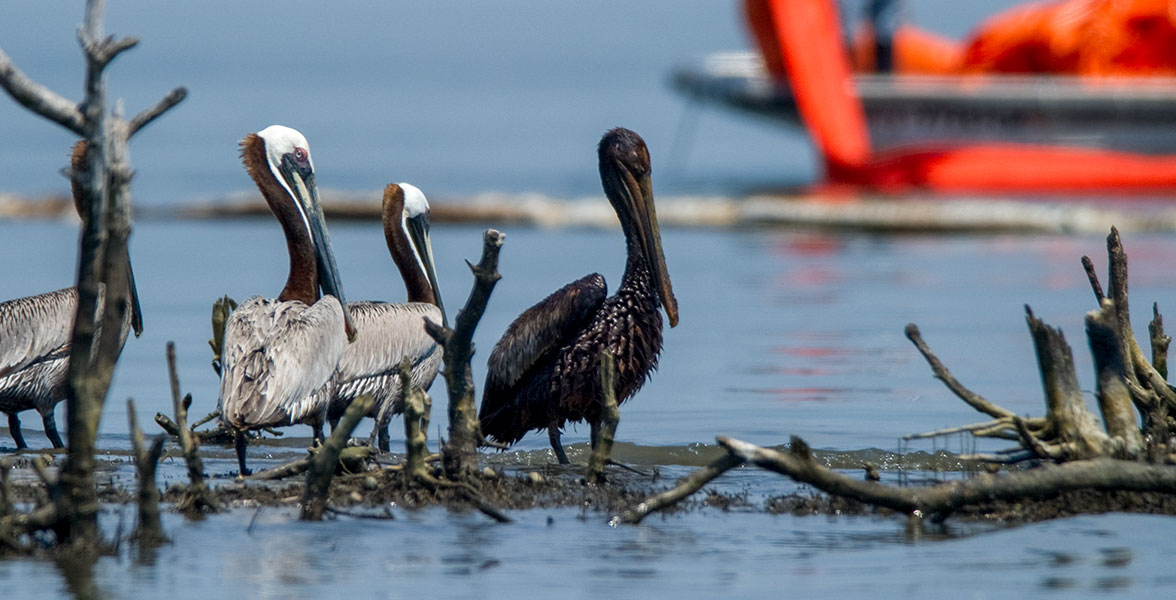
top-left (3, 1), bottom-right (1176, 598)
top-left (5, 220), bottom-right (1176, 597)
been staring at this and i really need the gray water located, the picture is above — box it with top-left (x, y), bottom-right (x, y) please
top-left (3, 1), bottom-right (1176, 598)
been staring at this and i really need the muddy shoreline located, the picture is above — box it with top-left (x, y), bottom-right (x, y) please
top-left (7, 451), bottom-right (1176, 526)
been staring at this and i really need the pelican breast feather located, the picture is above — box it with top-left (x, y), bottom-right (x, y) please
top-left (219, 295), bottom-right (347, 429)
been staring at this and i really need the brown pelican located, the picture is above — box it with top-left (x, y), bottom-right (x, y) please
top-left (478, 127), bottom-right (678, 464)
top-left (218, 125), bottom-right (356, 475)
top-left (0, 141), bottom-right (143, 450)
top-left (321, 182), bottom-right (446, 452)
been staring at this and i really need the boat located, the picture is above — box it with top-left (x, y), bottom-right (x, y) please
top-left (671, 52), bottom-right (1176, 157)
top-left (671, 0), bottom-right (1176, 192)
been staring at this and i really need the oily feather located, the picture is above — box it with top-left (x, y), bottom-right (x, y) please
top-left (480, 273), bottom-right (606, 442)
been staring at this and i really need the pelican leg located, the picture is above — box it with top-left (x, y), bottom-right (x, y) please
top-left (41, 410), bottom-right (64, 449)
top-left (377, 424), bottom-right (390, 453)
top-left (590, 421), bottom-right (601, 450)
top-left (548, 425), bottom-right (570, 465)
top-left (7, 412), bottom-right (28, 450)
top-left (235, 430), bottom-right (251, 476)
top-left (311, 422), bottom-right (325, 444)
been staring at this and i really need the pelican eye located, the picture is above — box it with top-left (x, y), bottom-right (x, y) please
top-left (293, 147), bottom-right (308, 162)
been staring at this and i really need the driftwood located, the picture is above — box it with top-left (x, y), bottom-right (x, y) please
top-left (208, 295), bottom-right (237, 376)
top-left (300, 395), bottom-right (375, 521)
top-left (126, 399), bottom-right (166, 545)
top-left (617, 228), bottom-right (1176, 525)
top-left (153, 413), bottom-right (236, 445)
top-left (0, 0), bottom-right (185, 547)
top-left (586, 350), bottom-right (620, 485)
top-left (423, 229), bottom-right (504, 479)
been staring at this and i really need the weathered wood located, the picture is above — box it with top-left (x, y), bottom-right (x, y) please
top-left (1150, 303), bottom-right (1170, 380)
top-left (127, 399), bottom-right (166, 545)
top-left (1026, 306), bottom-right (1113, 460)
top-left (424, 229), bottom-right (504, 479)
top-left (613, 452), bottom-right (745, 525)
top-left (0, 0), bottom-right (184, 546)
top-left (720, 436), bottom-right (1176, 518)
top-left (301, 395), bottom-right (374, 521)
top-left (399, 359), bottom-right (432, 481)
top-left (586, 350), bottom-right (620, 485)
top-left (905, 324), bottom-right (1014, 420)
top-left (1086, 301), bottom-right (1146, 456)
top-left (166, 343), bottom-right (219, 515)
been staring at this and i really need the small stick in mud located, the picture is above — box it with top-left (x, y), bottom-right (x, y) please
top-left (246, 446), bottom-right (374, 482)
top-left (424, 228), bottom-right (505, 479)
top-left (166, 342), bottom-right (219, 515)
top-left (126, 399), bottom-right (166, 545)
top-left (586, 350), bottom-right (620, 485)
top-left (301, 395), bottom-right (375, 521)
top-left (613, 453), bottom-right (745, 525)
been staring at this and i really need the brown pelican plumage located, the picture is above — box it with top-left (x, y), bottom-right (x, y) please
top-left (0, 141), bottom-right (142, 450)
top-left (321, 182), bottom-right (446, 452)
top-left (218, 125), bottom-right (356, 475)
top-left (479, 127), bottom-right (678, 464)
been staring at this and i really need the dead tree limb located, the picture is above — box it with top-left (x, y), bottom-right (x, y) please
top-left (126, 399), bottom-right (166, 545)
top-left (1150, 303), bottom-right (1170, 380)
top-left (0, 0), bottom-right (185, 546)
top-left (424, 229), bottom-right (505, 479)
top-left (586, 350), bottom-right (620, 485)
top-left (720, 436), bottom-right (1176, 519)
top-left (301, 395), bottom-right (375, 521)
top-left (613, 452), bottom-right (745, 525)
top-left (245, 446), bottom-right (373, 482)
top-left (904, 324), bottom-right (1045, 445)
top-left (1086, 301), bottom-right (1146, 456)
top-left (166, 343), bottom-right (219, 515)
top-left (904, 324), bottom-right (1014, 420)
top-left (399, 359), bottom-right (432, 481)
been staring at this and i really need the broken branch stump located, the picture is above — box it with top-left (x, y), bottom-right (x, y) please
top-left (300, 395), bottom-right (374, 521)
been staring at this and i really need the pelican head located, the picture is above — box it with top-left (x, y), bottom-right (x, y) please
top-left (383, 182), bottom-right (447, 326)
top-left (598, 127), bottom-right (678, 327)
top-left (249, 125), bottom-right (356, 340)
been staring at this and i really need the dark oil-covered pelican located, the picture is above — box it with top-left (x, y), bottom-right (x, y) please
top-left (218, 125), bottom-right (356, 475)
top-left (0, 141), bottom-right (143, 450)
top-left (479, 128), bottom-right (678, 464)
top-left (321, 182), bottom-right (446, 452)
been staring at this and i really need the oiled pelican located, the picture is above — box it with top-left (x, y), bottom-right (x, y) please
top-left (219, 125), bottom-right (356, 475)
top-left (479, 128), bottom-right (678, 464)
top-left (0, 141), bottom-right (143, 449)
top-left (321, 182), bottom-right (446, 452)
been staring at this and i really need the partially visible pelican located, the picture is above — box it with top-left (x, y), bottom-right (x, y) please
top-left (218, 125), bottom-right (356, 475)
top-left (0, 141), bottom-right (143, 449)
top-left (478, 128), bottom-right (678, 464)
top-left (321, 182), bottom-right (446, 452)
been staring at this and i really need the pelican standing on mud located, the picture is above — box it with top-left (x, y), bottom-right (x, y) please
top-left (321, 182), bottom-right (446, 451)
top-left (218, 125), bottom-right (356, 475)
top-left (0, 141), bottom-right (143, 449)
top-left (479, 127), bottom-right (678, 463)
